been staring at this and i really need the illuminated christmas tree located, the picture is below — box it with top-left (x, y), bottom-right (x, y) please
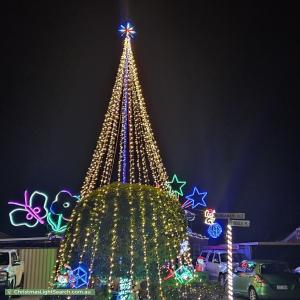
top-left (53, 23), bottom-right (191, 299)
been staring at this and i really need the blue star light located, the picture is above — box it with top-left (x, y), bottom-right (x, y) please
top-left (182, 187), bottom-right (207, 209)
top-left (119, 22), bottom-right (136, 38)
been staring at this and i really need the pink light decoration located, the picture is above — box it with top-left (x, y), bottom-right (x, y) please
top-left (8, 190), bottom-right (47, 225)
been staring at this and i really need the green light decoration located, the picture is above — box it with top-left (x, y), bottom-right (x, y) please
top-left (47, 213), bottom-right (68, 234)
top-left (166, 174), bottom-right (187, 197)
top-left (174, 265), bottom-right (194, 284)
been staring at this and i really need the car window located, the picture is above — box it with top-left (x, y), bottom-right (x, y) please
top-left (213, 254), bottom-right (220, 263)
top-left (232, 253), bottom-right (247, 263)
top-left (220, 253), bottom-right (227, 262)
top-left (261, 263), bottom-right (290, 274)
top-left (0, 253), bottom-right (9, 265)
top-left (11, 252), bottom-right (18, 263)
top-left (208, 253), bottom-right (214, 262)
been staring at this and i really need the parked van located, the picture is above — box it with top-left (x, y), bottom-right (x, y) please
top-left (200, 249), bottom-right (247, 286)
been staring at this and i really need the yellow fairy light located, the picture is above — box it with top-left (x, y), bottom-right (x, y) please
top-left (53, 28), bottom-right (192, 299)
top-left (80, 35), bottom-right (168, 197)
top-left (149, 193), bottom-right (164, 298)
top-left (108, 185), bottom-right (120, 293)
top-left (139, 186), bottom-right (151, 298)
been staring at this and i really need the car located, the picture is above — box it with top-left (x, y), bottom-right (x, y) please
top-left (0, 249), bottom-right (24, 289)
top-left (200, 249), bottom-right (248, 286)
top-left (232, 260), bottom-right (300, 299)
top-left (0, 271), bottom-right (8, 292)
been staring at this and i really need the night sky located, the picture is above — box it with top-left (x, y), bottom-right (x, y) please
top-left (1, 1), bottom-right (299, 242)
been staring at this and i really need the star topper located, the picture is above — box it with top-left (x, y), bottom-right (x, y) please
top-left (182, 187), bottom-right (207, 209)
top-left (166, 174), bottom-right (187, 197)
top-left (119, 22), bottom-right (136, 38)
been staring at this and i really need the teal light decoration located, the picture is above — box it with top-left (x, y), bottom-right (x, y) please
top-left (8, 190), bottom-right (49, 228)
top-left (174, 265), bottom-right (194, 284)
top-left (166, 174), bottom-right (187, 197)
top-left (118, 277), bottom-right (132, 299)
top-left (47, 213), bottom-right (68, 233)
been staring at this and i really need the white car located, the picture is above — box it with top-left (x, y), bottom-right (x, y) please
top-left (200, 249), bottom-right (248, 286)
top-left (0, 249), bottom-right (24, 289)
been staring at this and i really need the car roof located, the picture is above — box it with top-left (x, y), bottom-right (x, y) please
top-left (201, 249), bottom-right (242, 254)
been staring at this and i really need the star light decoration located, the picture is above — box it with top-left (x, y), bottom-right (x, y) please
top-left (118, 22), bottom-right (136, 38)
top-left (182, 187), bottom-right (207, 209)
top-left (166, 174), bottom-right (187, 197)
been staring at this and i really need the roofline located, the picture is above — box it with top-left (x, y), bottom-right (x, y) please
top-left (236, 242), bottom-right (300, 246)
top-left (282, 227), bottom-right (300, 242)
top-left (0, 237), bottom-right (48, 242)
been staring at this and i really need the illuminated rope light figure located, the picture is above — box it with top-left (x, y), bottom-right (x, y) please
top-left (204, 208), bottom-right (216, 225)
top-left (182, 187), bottom-right (207, 209)
top-left (8, 190), bottom-right (49, 228)
top-left (227, 224), bottom-right (233, 300)
top-left (119, 22), bottom-right (136, 38)
top-left (207, 222), bottom-right (223, 239)
top-left (166, 174), bottom-right (186, 197)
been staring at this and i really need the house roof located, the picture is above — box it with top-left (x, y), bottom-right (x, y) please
top-left (282, 227), bottom-right (300, 243)
top-left (0, 232), bottom-right (10, 239)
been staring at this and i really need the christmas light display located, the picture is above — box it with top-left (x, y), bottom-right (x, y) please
top-left (227, 224), bottom-right (233, 300)
top-left (204, 208), bottom-right (216, 225)
top-left (166, 174), bottom-right (187, 197)
top-left (47, 190), bottom-right (80, 233)
top-left (174, 265), bottom-right (194, 284)
top-left (182, 187), bottom-right (207, 209)
top-left (55, 264), bottom-right (88, 289)
top-left (47, 213), bottom-right (68, 234)
top-left (207, 222), bottom-right (223, 239)
top-left (161, 262), bottom-right (175, 281)
top-left (72, 266), bottom-right (88, 288)
top-left (184, 210), bottom-right (195, 221)
top-left (195, 256), bottom-right (205, 272)
top-left (119, 22), bottom-right (136, 38)
top-left (50, 190), bottom-right (80, 221)
top-left (8, 190), bottom-right (48, 227)
top-left (79, 24), bottom-right (168, 199)
top-left (118, 277), bottom-right (132, 299)
top-left (52, 23), bottom-right (196, 298)
top-left (8, 189), bottom-right (79, 234)
top-left (56, 264), bottom-right (74, 288)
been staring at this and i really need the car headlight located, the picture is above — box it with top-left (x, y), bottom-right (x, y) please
top-left (0, 271), bottom-right (8, 282)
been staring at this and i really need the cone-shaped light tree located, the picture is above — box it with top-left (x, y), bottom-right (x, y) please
top-left (54, 23), bottom-right (190, 299)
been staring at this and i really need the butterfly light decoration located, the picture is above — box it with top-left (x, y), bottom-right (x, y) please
top-left (8, 190), bottom-right (49, 228)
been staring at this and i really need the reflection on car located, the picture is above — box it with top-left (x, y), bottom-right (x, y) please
top-left (233, 260), bottom-right (300, 300)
